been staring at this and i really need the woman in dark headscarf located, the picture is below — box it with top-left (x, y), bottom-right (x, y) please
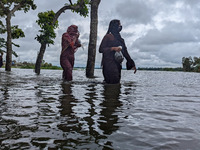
top-left (99, 19), bottom-right (137, 84)
top-left (60, 25), bottom-right (81, 81)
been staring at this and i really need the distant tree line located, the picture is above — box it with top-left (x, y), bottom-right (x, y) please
top-left (138, 57), bottom-right (200, 73)
top-left (138, 67), bottom-right (183, 71)
top-left (182, 56), bottom-right (200, 72)
top-left (10, 60), bottom-right (61, 70)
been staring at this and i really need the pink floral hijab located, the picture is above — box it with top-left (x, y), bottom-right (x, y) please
top-left (62, 25), bottom-right (80, 52)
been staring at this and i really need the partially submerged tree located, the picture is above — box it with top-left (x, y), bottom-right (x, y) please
top-left (0, 22), bottom-right (22, 57)
top-left (0, 21), bottom-right (6, 54)
top-left (0, 0), bottom-right (36, 71)
top-left (86, 0), bottom-right (101, 78)
top-left (182, 56), bottom-right (193, 72)
top-left (182, 56), bottom-right (200, 72)
top-left (34, 10), bottom-right (58, 75)
top-left (34, 0), bottom-right (89, 75)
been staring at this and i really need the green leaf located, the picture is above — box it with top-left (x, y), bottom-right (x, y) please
top-left (11, 25), bottom-right (25, 39)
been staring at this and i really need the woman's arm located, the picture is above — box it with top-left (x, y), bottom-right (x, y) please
top-left (99, 34), bottom-right (111, 53)
top-left (99, 34), bottom-right (122, 54)
top-left (121, 39), bottom-right (137, 73)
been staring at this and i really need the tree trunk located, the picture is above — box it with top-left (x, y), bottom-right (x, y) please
top-left (5, 14), bottom-right (12, 71)
top-left (34, 2), bottom-right (84, 75)
top-left (35, 43), bottom-right (46, 75)
top-left (86, 0), bottom-right (101, 78)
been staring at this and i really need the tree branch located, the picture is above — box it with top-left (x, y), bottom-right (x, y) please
top-left (0, 1), bottom-right (4, 8)
top-left (69, 0), bottom-right (73, 5)
top-left (52, 0), bottom-right (85, 25)
top-left (10, 4), bottom-right (22, 15)
top-left (52, 5), bottom-right (72, 25)
top-left (78, 0), bottom-right (85, 6)
top-left (0, 1), bottom-right (9, 15)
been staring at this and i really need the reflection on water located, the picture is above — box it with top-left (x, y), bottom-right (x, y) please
top-left (1, 68), bottom-right (200, 149)
top-left (99, 84), bottom-right (122, 136)
top-left (56, 83), bottom-right (122, 149)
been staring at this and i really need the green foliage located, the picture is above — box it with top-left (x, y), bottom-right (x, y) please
top-left (0, 22), bottom-right (7, 54)
top-left (0, 21), bottom-right (6, 52)
top-left (0, 23), bottom-right (23, 57)
top-left (12, 50), bottom-right (18, 57)
top-left (0, 0), bottom-right (37, 15)
top-left (71, 0), bottom-right (90, 17)
top-left (0, 0), bottom-right (36, 59)
top-left (194, 64), bottom-right (200, 72)
top-left (0, 38), bottom-right (6, 49)
top-left (18, 61), bottom-right (61, 70)
top-left (182, 57), bottom-right (193, 72)
top-left (35, 10), bottom-right (58, 45)
top-left (193, 57), bottom-right (200, 66)
top-left (35, 0), bottom-right (90, 46)
top-left (11, 25), bottom-right (25, 39)
top-left (20, 0), bottom-right (37, 13)
top-left (0, 21), bottom-right (6, 34)
top-left (182, 56), bottom-right (200, 72)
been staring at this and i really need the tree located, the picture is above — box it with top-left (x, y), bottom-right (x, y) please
top-left (0, 0), bottom-right (36, 71)
top-left (0, 20), bottom-right (6, 54)
top-left (34, 0), bottom-right (89, 75)
top-left (182, 56), bottom-right (193, 72)
top-left (192, 57), bottom-right (200, 72)
top-left (193, 57), bottom-right (200, 66)
top-left (0, 22), bottom-right (22, 57)
top-left (86, 0), bottom-right (101, 78)
top-left (34, 10), bottom-right (58, 75)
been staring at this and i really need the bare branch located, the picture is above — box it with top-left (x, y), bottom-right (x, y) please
top-left (52, 2), bottom-right (85, 25)
top-left (10, 4), bottom-right (22, 15)
top-left (52, 5), bottom-right (72, 25)
top-left (69, 0), bottom-right (73, 5)
top-left (0, 1), bottom-right (4, 8)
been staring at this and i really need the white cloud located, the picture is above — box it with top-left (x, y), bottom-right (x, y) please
top-left (1, 0), bottom-right (200, 69)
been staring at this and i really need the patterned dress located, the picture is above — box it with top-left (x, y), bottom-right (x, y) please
top-left (60, 25), bottom-right (81, 81)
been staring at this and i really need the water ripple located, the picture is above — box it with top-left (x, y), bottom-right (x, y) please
top-left (1, 69), bottom-right (200, 149)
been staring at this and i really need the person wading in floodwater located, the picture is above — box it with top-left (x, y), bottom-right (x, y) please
top-left (60, 25), bottom-right (81, 81)
top-left (99, 19), bottom-right (137, 84)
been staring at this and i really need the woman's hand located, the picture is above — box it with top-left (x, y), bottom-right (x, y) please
top-left (111, 46), bottom-right (122, 52)
top-left (133, 66), bottom-right (137, 74)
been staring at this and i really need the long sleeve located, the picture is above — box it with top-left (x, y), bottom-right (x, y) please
top-left (120, 38), bottom-right (136, 70)
top-left (99, 34), bottom-right (112, 54)
top-left (61, 33), bottom-right (70, 52)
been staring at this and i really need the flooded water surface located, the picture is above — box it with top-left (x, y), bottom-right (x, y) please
top-left (0, 68), bottom-right (200, 150)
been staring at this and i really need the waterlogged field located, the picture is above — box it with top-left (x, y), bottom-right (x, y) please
top-left (0, 68), bottom-right (200, 150)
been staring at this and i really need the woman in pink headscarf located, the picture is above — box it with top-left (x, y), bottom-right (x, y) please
top-left (60, 25), bottom-right (81, 81)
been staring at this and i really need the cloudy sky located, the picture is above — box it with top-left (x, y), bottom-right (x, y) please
top-left (3, 0), bottom-right (200, 68)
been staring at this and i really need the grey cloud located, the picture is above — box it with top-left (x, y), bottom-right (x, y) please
top-left (157, 42), bottom-right (200, 65)
top-left (133, 41), bottom-right (200, 68)
top-left (121, 32), bottom-right (135, 39)
top-left (115, 0), bottom-right (155, 24)
top-left (2, 0), bottom-right (200, 68)
top-left (184, 0), bottom-right (200, 6)
top-left (134, 21), bottom-right (197, 49)
top-left (80, 33), bottom-right (89, 42)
